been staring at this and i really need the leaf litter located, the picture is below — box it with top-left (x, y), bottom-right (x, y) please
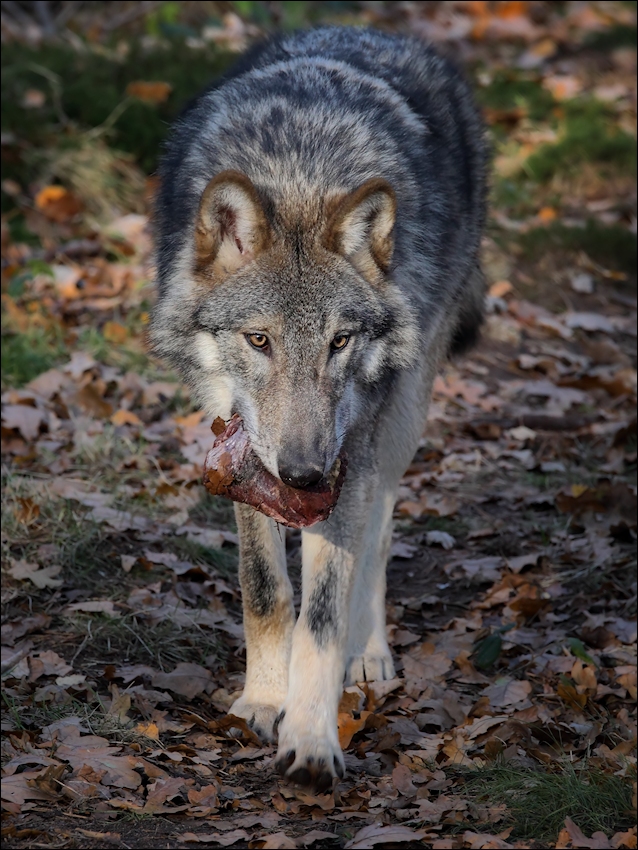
top-left (1, 1), bottom-right (637, 848)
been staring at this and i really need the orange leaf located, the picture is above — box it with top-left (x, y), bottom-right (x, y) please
top-left (557, 680), bottom-right (587, 711)
top-left (35, 185), bottom-right (67, 208)
top-left (496, 1), bottom-right (528, 18)
top-left (488, 280), bottom-right (513, 298)
top-left (538, 206), bottom-right (557, 223)
top-left (571, 660), bottom-right (597, 695)
top-left (34, 185), bottom-right (83, 222)
top-left (337, 712), bottom-right (365, 749)
top-left (15, 497), bottom-right (40, 526)
top-left (103, 321), bottom-right (128, 344)
top-left (175, 411), bottom-right (206, 428)
top-left (126, 81), bottom-right (173, 104)
top-left (111, 409), bottom-right (142, 427)
top-left (134, 721), bottom-right (160, 740)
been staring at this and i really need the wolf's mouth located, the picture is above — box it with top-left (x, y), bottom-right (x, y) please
top-left (203, 414), bottom-right (347, 528)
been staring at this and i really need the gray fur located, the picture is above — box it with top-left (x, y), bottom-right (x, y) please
top-left (151, 26), bottom-right (487, 790)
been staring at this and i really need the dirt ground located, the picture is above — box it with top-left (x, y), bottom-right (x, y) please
top-left (1, 3), bottom-right (636, 849)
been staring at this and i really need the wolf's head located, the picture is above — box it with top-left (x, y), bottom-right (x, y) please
top-left (152, 171), bottom-right (418, 487)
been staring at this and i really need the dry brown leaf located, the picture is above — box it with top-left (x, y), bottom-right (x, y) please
top-left (611, 828), bottom-right (637, 849)
top-left (74, 384), bottom-right (113, 418)
top-left (1, 404), bottom-right (47, 440)
top-left (126, 81), bottom-right (173, 103)
top-left (65, 600), bottom-right (120, 617)
top-left (256, 834), bottom-right (297, 849)
top-left (298, 832), bottom-right (338, 848)
top-left (143, 777), bottom-right (193, 813)
top-left (152, 662), bottom-right (213, 699)
top-left (34, 185), bottom-right (83, 221)
top-left (103, 321), bottom-right (128, 344)
top-left (337, 712), bottom-right (366, 749)
top-left (483, 678), bottom-right (532, 708)
top-left (461, 830), bottom-right (514, 849)
top-left (179, 830), bottom-right (252, 845)
top-left (8, 559), bottom-right (62, 589)
top-left (561, 817), bottom-right (614, 849)
top-left (345, 823), bottom-right (428, 849)
top-left (0, 770), bottom-right (63, 805)
top-left (120, 554), bottom-right (137, 572)
top-left (111, 408), bottom-right (143, 427)
top-left (1, 614), bottom-right (51, 645)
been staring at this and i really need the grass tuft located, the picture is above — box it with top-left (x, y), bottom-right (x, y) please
top-left (526, 100), bottom-right (636, 182)
top-left (518, 219), bottom-right (637, 275)
top-left (464, 762), bottom-right (635, 843)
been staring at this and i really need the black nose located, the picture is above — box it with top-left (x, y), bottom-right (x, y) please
top-left (279, 466), bottom-right (324, 490)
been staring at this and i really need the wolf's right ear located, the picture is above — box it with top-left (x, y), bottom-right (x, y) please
top-left (194, 171), bottom-right (271, 278)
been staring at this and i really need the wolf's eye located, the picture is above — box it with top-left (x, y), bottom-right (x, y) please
top-left (247, 333), bottom-right (269, 350)
top-left (330, 334), bottom-right (350, 352)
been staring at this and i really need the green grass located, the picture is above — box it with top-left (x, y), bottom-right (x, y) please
top-left (1, 40), bottom-right (236, 180)
top-left (583, 23), bottom-right (638, 52)
top-left (518, 219), bottom-right (637, 275)
top-left (63, 611), bottom-right (226, 673)
top-left (526, 100), bottom-right (637, 182)
top-left (1, 326), bottom-right (68, 388)
top-left (477, 69), bottom-right (556, 123)
top-left (463, 762), bottom-right (635, 843)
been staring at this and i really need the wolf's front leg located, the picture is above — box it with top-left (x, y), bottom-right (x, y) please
top-left (231, 504), bottom-right (295, 742)
top-left (274, 515), bottom-right (365, 792)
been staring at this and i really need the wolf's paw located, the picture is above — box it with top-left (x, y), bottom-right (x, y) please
top-left (229, 698), bottom-right (282, 743)
top-left (345, 652), bottom-right (395, 685)
top-left (275, 725), bottom-right (345, 793)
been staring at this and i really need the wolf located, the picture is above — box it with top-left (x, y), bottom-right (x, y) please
top-left (151, 26), bottom-right (487, 792)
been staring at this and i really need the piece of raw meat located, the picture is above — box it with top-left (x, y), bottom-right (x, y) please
top-left (202, 414), bottom-right (347, 528)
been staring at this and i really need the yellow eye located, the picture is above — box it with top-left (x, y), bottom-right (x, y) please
top-left (247, 333), bottom-right (269, 350)
top-left (330, 334), bottom-right (350, 352)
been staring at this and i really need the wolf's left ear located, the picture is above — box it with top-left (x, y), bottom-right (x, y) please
top-left (323, 178), bottom-right (396, 281)
top-left (195, 170), bottom-right (271, 278)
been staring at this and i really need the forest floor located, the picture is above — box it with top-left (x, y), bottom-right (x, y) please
top-left (1, 2), bottom-right (636, 848)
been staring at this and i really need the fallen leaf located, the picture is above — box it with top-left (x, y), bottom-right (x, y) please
top-left (65, 600), bottom-right (120, 617)
top-left (152, 662), bottom-right (213, 699)
top-left (337, 713), bottom-right (366, 749)
top-left (1, 614), bottom-right (51, 645)
top-left (426, 530), bottom-right (456, 550)
top-left (483, 678), bottom-right (532, 707)
top-left (563, 312), bottom-right (615, 333)
top-left (345, 824), bottom-right (428, 849)
top-left (7, 560), bottom-right (62, 589)
top-left (103, 321), bottom-right (128, 344)
top-left (48, 477), bottom-right (113, 508)
top-left (488, 280), bottom-right (513, 298)
top-left (34, 185), bottom-right (83, 221)
top-left (562, 816), bottom-right (614, 849)
top-left (1, 770), bottom-right (62, 805)
top-left (257, 834), bottom-right (297, 850)
top-left (32, 650), bottom-right (72, 677)
top-left (111, 409), bottom-right (143, 427)
top-left (126, 80), bottom-right (173, 103)
top-left (120, 554), bottom-right (137, 572)
top-left (179, 830), bottom-right (252, 845)
top-left (1, 404), bottom-right (46, 440)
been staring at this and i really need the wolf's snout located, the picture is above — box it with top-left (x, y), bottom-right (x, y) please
top-left (278, 464), bottom-right (324, 490)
